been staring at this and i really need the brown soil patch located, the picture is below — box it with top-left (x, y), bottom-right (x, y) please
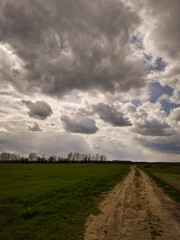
top-left (84, 167), bottom-right (180, 240)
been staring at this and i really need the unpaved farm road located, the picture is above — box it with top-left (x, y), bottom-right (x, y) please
top-left (84, 167), bottom-right (180, 240)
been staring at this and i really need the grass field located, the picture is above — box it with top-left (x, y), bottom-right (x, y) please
top-left (139, 165), bottom-right (180, 203)
top-left (0, 164), bottom-right (130, 240)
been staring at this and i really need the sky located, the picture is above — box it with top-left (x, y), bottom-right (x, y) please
top-left (0, 0), bottom-right (180, 161)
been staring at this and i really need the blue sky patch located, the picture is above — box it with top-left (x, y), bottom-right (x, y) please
top-left (131, 99), bottom-right (141, 107)
top-left (148, 57), bottom-right (166, 73)
top-left (149, 82), bottom-right (173, 103)
top-left (160, 99), bottom-right (180, 115)
top-left (130, 35), bottom-right (143, 50)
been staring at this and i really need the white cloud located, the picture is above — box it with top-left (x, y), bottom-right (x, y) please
top-left (0, 127), bottom-right (8, 135)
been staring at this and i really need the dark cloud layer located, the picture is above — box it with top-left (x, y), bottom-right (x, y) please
top-left (22, 100), bottom-right (53, 120)
top-left (133, 119), bottom-right (174, 136)
top-left (61, 115), bottom-right (98, 134)
top-left (81, 103), bottom-right (132, 127)
top-left (138, 136), bottom-right (180, 154)
top-left (94, 103), bottom-right (132, 127)
top-left (0, 0), bottom-right (146, 97)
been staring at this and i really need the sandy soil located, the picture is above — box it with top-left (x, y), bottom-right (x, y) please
top-left (84, 167), bottom-right (180, 240)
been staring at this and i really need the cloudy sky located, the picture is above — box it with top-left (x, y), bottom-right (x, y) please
top-left (0, 0), bottom-right (180, 161)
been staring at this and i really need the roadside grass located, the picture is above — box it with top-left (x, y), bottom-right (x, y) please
top-left (0, 164), bottom-right (130, 240)
top-left (138, 165), bottom-right (180, 203)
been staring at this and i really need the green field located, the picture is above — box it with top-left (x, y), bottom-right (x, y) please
top-left (0, 164), bottom-right (130, 240)
top-left (139, 165), bottom-right (180, 203)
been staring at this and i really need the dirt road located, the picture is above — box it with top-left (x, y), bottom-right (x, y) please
top-left (84, 167), bottom-right (180, 240)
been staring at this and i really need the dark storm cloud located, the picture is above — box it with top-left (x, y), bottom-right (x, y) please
top-left (61, 115), bottom-right (98, 134)
top-left (138, 137), bottom-right (180, 154)
top-left (28, 122), bottom-right (41, 131)
top-left (94, 103), bottom-right (132, 127)
top-left (0, 0), bottom-right (147, 97)
top-left (81, 103), bottom-right (132, 127)
top-left (133, 119), bottom-right (174, 136)
top-left (22, 100), bottom-right (53, 120)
